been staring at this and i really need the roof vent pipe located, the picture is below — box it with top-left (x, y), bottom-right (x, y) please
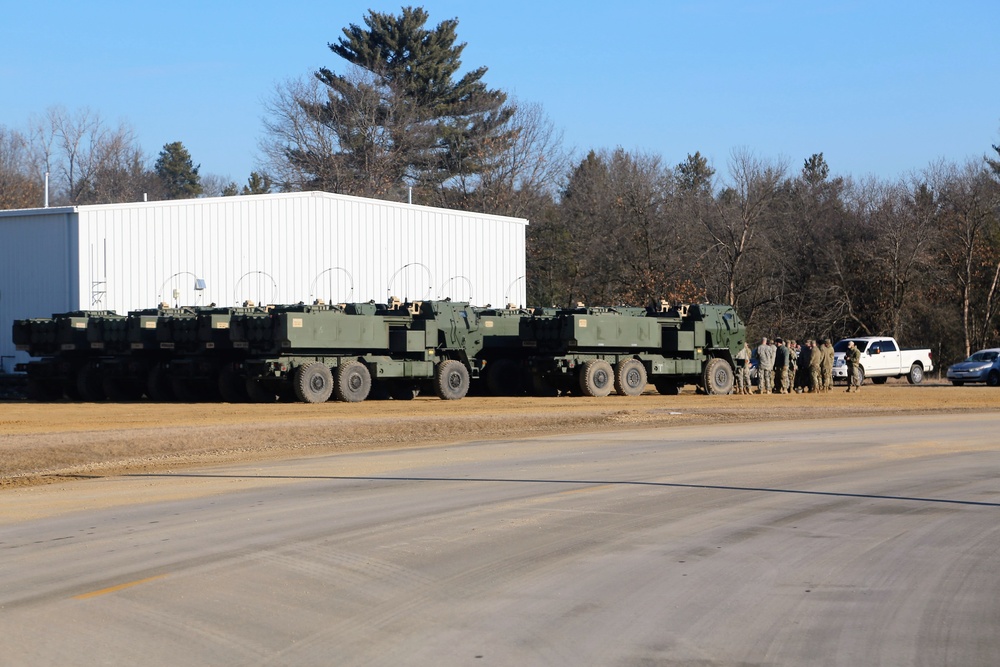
top-left (44, 172), bottom-right (49, 208)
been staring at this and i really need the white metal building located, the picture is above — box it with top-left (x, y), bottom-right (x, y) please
top-left (0, 191), bottom-right (527, 368)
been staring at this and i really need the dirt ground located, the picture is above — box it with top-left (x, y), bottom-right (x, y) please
top-left (1, 380), bottom-right (997, 490)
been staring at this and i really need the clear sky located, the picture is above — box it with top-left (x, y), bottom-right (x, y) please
top-left (3, 0), bottom-right (998, 186)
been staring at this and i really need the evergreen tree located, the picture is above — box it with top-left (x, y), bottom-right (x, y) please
top-left (242, 171), bottom-right (272, 195)
top-left (154, 141), bottom-right (203, 199)
top-left (675, 151), bottom-right (715, 194)
top-left (295, 6), bottom-right (515, 198)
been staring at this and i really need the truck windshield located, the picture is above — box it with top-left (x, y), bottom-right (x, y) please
top-left (834, 339), bottom-right (869, 353)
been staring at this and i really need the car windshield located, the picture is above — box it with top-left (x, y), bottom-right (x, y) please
top-left (834, 339), bottom-right (868, 353)
top-left (968, 350), bottom-right (998, 362)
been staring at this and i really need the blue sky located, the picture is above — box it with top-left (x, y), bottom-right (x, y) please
top-left (3, 1), bottom-right (998, 186)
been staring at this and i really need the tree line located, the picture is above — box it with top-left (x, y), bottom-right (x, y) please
top-left (2, 6), bottom-right (999, 367)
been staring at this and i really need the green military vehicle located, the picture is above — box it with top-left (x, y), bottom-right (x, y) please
top-left (477, 302), bottom-right (745, 397)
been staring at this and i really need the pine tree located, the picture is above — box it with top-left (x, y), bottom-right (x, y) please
top-left (295, 6), bottom-right (515, 198)
top-left (154, 141), bottom-right (203, 199)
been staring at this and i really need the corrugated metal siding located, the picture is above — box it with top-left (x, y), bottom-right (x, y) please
top-left (0, 208), bottom-right (80, 367)
top-left (1, 192), bottom-right (526, 365)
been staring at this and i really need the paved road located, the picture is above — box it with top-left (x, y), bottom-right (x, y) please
top-left (1, 414), bottom-right (998, 666)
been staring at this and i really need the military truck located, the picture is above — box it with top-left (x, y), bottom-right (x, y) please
top-left (228, 299), bottom-right (483, 403)
top-left (14, 299), bottom-right (746, 402)
top-left (477, 302), bottom-right (745, 397)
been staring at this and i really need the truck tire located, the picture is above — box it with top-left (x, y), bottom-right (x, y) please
top-left (295, 362), bottom-right (334, 403)
top-left (435, 359), bottom-right (470, 400)
top-left (335, 360), bottom-right (371, 403)
top-left (701, 358), bottom-right (734, 395)
top-left (579, 359), bottom-right (613, 397)
top-left (614, 359), bottom-right (647, 396)
top-left (907, 363), bottom-right (924, 385)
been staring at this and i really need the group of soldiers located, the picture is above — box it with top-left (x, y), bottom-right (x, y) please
top-left (733, 337), bottom-right (859, 394)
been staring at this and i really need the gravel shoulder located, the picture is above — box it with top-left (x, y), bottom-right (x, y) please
top-left (2, 382), bottom-right (997, 490)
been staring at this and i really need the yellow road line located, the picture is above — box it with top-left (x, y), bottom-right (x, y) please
top-left (73, 574), bottom-right (168, 600)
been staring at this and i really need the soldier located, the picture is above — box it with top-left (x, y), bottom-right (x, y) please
top-left (756, 337), bottom-right (776, 394)
top-left (786, 339), bottom-right (798, 394)
top-left (734, 341), bottom-right (752, 394)
top-left (774, 338), bottom-right (790, 394)
top-left (821, 338), bottom-right (834, 392)
top-left (794, 340), bottom-right (811, 393)
top-left (808, 339), bottom-right (823, 392)
top-left (845, 340), bottom-right (862, 392)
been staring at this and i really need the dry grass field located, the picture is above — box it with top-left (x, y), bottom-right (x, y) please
top-left (1, 381), bottom-right (997, 490)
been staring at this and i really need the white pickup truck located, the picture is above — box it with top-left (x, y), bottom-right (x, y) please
top-left (832, 336), bottom-right (933, 385)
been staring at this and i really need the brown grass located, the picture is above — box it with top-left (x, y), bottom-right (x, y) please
top-left (1, 381), bottom-right (997, 489)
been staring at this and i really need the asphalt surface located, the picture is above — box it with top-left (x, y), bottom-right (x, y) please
top-left (1, 414), bottom-right (998, 666)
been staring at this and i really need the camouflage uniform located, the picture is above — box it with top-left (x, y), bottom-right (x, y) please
top-left (808, 340), bottom-right (823, 392)
top-left (756, 338), bottom-right (776, 394)
top-left (773, 339), bottom-right (790, 394)
top-left (787, 340), bottom-right (799, 393)
top-left (821, 339), bottom-right (834, 392)
top-left (846, 341), bottom-right (862, 392)
top-left (734, 343), bottom-right (752, 394)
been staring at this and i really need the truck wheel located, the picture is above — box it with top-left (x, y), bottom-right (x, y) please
top-left (295, 362), bottom-right (334, 403)
top-left (435, 359), bottom-right (470, 400)
top-left (702, 358), bottom-right (734, 395)
top-left (654, 381), bottom-right (681, 396)
top-left (335, 361), bottom-right (371, 403)
top-left (614, 359), bottom-right (647, 396)
top-left (987, 370), bottom-right (1000, 387)
top-left (907, 364), bottom-right (924, 385)
top-left (857, 366), bottom-right (866, 385)
top-left (579, 359), bottom-right (613, 397)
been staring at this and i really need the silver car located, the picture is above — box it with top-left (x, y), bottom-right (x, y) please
top-left (946, 348), bottom-right (1000, 386)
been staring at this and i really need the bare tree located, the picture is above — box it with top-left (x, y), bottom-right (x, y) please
top-left (26, 107), bottom-right (150, 205)
top-left (437, 101), bottom-right (569, 218)
top-left (260, 73), bottom-right (410, 198)
top-left (0, 125), bottom-right (43, 209)
top-left (933, 160), bottom-right (1000, 356)
top-left (700, 149), bottom-right (788, 313)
